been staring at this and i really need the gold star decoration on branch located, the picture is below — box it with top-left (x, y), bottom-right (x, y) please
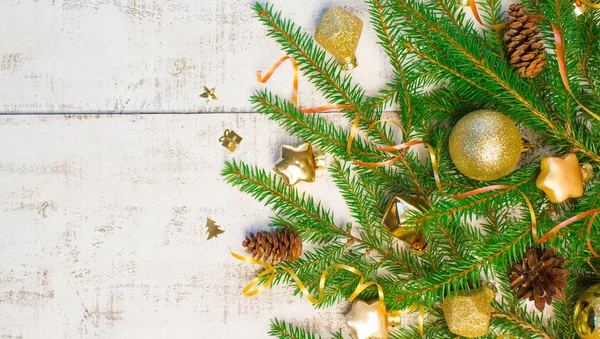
top-left (206, 217), bottom-right (225, 240)
top-left (200, 86), bottom-right (217, 103)
top-left (273, 142), bottom-right (325, 186)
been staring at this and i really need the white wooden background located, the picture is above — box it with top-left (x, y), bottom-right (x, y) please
top-left (0, 0), bottom-right (506, 338)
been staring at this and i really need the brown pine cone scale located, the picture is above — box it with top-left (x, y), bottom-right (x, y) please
top-left (242, 229), bottom-right (302, 263)
top-left (509, 248), bottom-right (569, 312)
top-left (504, 4), bottom-right (546, 78)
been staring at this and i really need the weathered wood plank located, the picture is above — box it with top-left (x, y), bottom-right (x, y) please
top-left (0, 0), bottom-right (393, 113)
top-left (0, 114), bottom-right (355, 338)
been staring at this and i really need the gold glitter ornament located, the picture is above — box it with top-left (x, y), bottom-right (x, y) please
top-left (449, 110), bottom-right (523, 181)
top-left (382, 195), bottom-right (428, 251)
top-left (314, 7), bottom-right (363, 71)
top-left (536, 154), bottom-right (591, 204)
top-left (345, 299), bottom-right (401, 339)
top-left (442, 284), bottom-right (496, 338)
top-left (575, 284), bottom-right (600, 339)
top-left (274, 142), bottom-right (326, 186)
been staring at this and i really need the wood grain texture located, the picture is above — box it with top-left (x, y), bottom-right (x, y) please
top-left (0, 114), bottom-right (358, 338)
top-left (0, 0), bottom-right (394, 113)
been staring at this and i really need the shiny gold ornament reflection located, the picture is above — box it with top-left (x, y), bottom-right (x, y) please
top-left (219, 129), bottom-right (243, 152)
top-left (314, 7), bottom-right (363, 71)
top-left (574, 2), bottom-right (587, 16)
top-left (536, 154), bottom-right (593, 203)
top-left (449, 110), bottom-right (523, 181)
top-left (457, 0), bottom-right (471, 5)
top-left (345, 299), bottom-right (401, 339)
top-left (575, 284), bottom-right (600, 339)
top-left (274, 142), bottom-right (326, 186)
top-left (442, 284), bottom-right (496, 338)
top-left (382, 195), bottom-right (428, 251)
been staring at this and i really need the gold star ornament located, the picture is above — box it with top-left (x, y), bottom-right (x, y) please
top-left (536, 154), bottom-right (593, 204)
top-left (345, 299), bottom-right (401, 339)
top-left (273, 143), bottom-right (325, 186)
top-left (200, 86), bottom-right (217, 102)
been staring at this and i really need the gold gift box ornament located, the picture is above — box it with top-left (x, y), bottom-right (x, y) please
top-left (219, 129), bottom-right (242, 152)
top-left (382, 195), bottom-right (428, 251)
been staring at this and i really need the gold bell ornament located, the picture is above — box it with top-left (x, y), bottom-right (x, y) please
top-left (382, 195), bottom-right (428, 251)
top-left (314, 7), bottom-right (363, 71)
top-left (274, 142), bottom-right (326, 186)
top-left (449, 110), bottom-right (524, 181)
top-left (442, 284), bottom-right (496, 338)
top-left (345, 299), bottom-right (402, 339)
top-left (575, 284), bottom-right (600, 339)
top-left (536, 153), bottom-right (594, 204)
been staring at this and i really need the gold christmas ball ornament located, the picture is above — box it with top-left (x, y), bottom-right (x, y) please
top-left (575, 284), bottom-right (600, 339)
top-left (345, 299), bottom-right (401, 339)
top-left (536, 154), bottom-right (592, 204)
top-left (449, 110), bottom-right (523, 181)
top-left (274, 142), bottom-right (326, 186)
top-left (382, 195), bottom-right (429, 251)
top-left (442, 284), bottom-right (496, 338)
top-left (315, 7), bottom-right (363, 71)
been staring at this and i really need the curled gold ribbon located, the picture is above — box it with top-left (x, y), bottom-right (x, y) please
top-left (232, 250), bottom-right (425, 336)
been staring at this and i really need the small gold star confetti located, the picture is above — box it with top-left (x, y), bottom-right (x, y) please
top-left (206, 218), bottom-right (225, 240)
top-left (200, 86), bottom-right (217, 102)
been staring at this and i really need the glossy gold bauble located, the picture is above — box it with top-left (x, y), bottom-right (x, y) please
top-left (449, 110), bottom-right (522, 181)
top-left (575, 284), bottom-right (600, 339)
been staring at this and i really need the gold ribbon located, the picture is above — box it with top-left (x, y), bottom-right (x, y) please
top-left (232, 250), bottom-right (424, 336)
top-left (576, 0), bottom-right (600, 8)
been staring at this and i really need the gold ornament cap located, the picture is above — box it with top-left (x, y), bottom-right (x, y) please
top-left (457, 0), bottom-right (470, 6)
top-left (315, 7), bottom-right (363, 71)
top-left (274, 142), bottom-right (325, 186)
top-left (442, 284), bottom-right (496, 338)
top-left (382, 195), bottom-right (428, 251)
top-left (346, 299), bottom-right (392, 339)
top-left (536, 153), bottom-right (585, 203)
top-left (574, 2), bottom-right (587, 16)
top-left (449, 110), bottom-right (522, 181)
top-left (575, 284), bottom-right (600, 339)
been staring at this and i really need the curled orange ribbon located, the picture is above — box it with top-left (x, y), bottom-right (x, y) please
top-left (232, 250), bottom-right (425, 336)
top-left (257, 56), bottom-right (600, 255)
top-left (468, 0), bottom-right (600, 122)
top-left (256, 56), bottom-right (352, 114)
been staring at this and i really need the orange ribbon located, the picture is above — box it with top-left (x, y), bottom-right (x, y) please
top-left (468, 0), bottom-right (600, 122)
top-left (257, 56), bottom-right (600, 255)
top-left (256, 56), bottom-right (352, 113)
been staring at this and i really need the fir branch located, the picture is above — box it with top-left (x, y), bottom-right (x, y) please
top-left (252, 2), bottom-right (393, 146)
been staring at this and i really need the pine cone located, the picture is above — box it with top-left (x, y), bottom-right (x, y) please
top-left (242, 229), bottom-right (302, 263)
top-left (509, 248), bottom-right (569, 312)
top-left (504, 3), bottom-right (546, 78)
